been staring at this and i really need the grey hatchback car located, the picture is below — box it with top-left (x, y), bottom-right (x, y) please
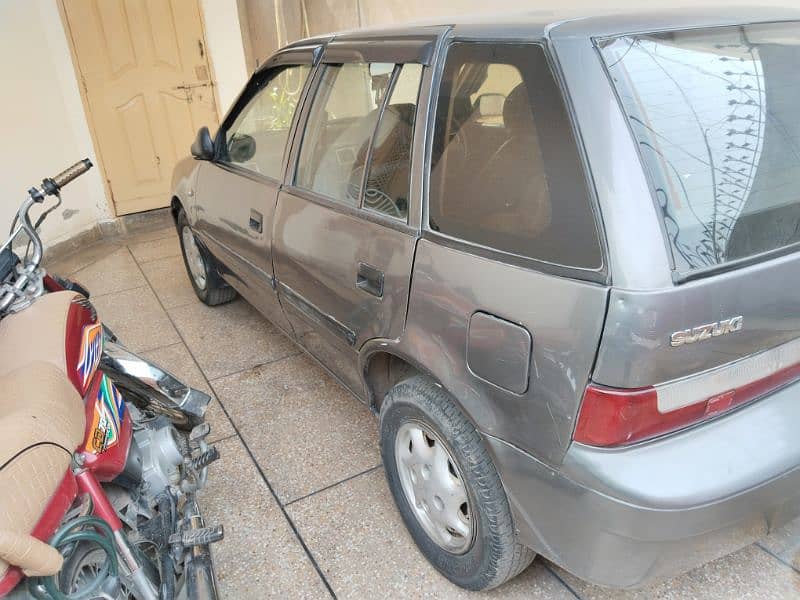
top-left (170, 7), bottom-right (800, 591)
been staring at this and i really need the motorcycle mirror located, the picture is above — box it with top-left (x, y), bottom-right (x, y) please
top-left (191, 126), bottom-right (215, 161)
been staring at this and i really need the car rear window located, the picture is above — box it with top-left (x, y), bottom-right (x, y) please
top-left (599, 22), bottom-right (800, 275)
top-left (428, 43), bottom-right (603, 271)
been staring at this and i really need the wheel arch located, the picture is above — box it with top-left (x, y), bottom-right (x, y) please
top-left (170, 196), bottom-right (183, 223)
top-left (359, 342), bottom-right (482, 433)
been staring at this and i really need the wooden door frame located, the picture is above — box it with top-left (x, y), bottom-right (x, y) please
top-left (57, 0), bottom-right (223, 217)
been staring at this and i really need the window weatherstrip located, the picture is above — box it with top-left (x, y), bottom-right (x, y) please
top-left (322, 37), bottom-right (436, 65)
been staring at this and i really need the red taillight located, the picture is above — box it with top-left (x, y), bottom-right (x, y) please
top-left (575, 361), bottom-right (800, 447)
top-left (574, 385), bottom-right (701, 447)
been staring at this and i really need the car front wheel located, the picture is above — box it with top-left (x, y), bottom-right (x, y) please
top-left (176, 207), bottom-right (237, 306)
top-left (380, 375), bottom-right (534, 591)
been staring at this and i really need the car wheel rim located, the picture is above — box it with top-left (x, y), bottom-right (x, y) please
top-left (395, 421), bottom-right (474, 554)
top-left (181, 225), bottom-right (207, 290)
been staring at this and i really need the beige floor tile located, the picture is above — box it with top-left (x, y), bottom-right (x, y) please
top-left (141, 342), bottom-right (236, 443)
top-left (45, 239), bottom-right (122, 276)
top-left (212, 354), bottom-right (379, 504)
top-left (200, 436), bottom-right (330, 599)
top-left (71, 247), bottom-right (146, 296)
top-left (129, 235), bottom-right (181, 264)
top-left (167, 299), bottom-right (297, 379)
top-left (139, 255), bottom-right (198, 309)
top-left (761, 516), bottom-right (800, 571)
top-left (288, 468), bottom-right (572, 599)
top-left (554, 543), bottom-right (800, 599)
top-left (93, 285), bottom-right (180, 353)
top-left (114, 225), bottom-right (176, 246)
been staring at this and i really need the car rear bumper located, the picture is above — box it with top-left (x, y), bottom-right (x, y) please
top-left (486, 380), bottom-right (800, 588)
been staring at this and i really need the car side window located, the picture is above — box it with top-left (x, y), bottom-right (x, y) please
top-left (222, 64), bottom-right (311, 179)
top-left (295, 62), bottom-right (392, 207)
top-left (362, 63), bottom-right (423, 220)
top-left (428, 43), bottom-right (602, 269)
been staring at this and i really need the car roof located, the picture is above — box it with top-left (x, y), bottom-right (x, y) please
top-left (284, 5), bottom-right (800, 47)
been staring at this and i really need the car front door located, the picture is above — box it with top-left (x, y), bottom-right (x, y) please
top-left (272, 36), bottom-right (438, 394)
top-left (192, 48), bottom-right (317, 332)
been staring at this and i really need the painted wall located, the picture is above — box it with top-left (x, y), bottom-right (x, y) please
top-left (200, 0), bottom-right (249, 116)
top-left (0, 0), bottom-right (248, 248)
top-left (2, 0), bottom-right (797, 247)
top-left (0, 0), bottom-right (112, 246)
top-left (241, 0), bottom-right (800, 68)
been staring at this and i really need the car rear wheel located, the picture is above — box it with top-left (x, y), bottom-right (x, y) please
top-left (380, 375), bottom-right (534, 591)
top-left (176, 207), bottom-right (237, 306)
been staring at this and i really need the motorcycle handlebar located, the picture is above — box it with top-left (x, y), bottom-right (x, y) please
top-left (42, 158), bottom-right (93, 196)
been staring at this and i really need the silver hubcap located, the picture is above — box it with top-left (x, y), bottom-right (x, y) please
top-left (395, 422), bottom-right (473, 554)
top-left (181, 225), bottom-right (207, 290)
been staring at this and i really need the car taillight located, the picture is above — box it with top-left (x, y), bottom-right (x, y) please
top-left (575, 361), bottom-right (800, 447)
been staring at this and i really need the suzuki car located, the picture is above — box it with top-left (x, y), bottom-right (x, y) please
top-left (170, 7), bottom-right (800, 590)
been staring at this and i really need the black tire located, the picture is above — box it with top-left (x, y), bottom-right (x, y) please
top-left (176, 207), bottom-right (237, 306)
top-left (380, 375), bottom-right (535, 591)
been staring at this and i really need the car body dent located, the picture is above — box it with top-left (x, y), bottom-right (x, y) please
top-left (375, 239), bottom-right (609, 466)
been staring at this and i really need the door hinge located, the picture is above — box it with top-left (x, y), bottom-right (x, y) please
top-left (198, 39), bottom-right (205, 58)
top-left (80, 75), bottom-right (88, 94)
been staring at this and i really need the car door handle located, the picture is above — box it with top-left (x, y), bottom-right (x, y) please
top-left (356, 262), bottom-right (384, 298)
top-left (249, 209), bottom-right (263, 233)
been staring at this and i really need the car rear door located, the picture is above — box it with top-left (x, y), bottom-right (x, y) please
top-left (272, 33), bottom-right (442, 394)
top-left (192, 46), bottom-right (318, 332)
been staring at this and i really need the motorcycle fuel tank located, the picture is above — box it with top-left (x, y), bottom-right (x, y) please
top-left (65, 295), bottom-right (133, 481)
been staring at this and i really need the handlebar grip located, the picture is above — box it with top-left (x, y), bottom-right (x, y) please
top-left (43, 158), bottom-right (93, 196)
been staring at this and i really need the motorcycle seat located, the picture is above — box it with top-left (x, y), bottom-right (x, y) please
top-left (0, 361), bottom-right (85, 579)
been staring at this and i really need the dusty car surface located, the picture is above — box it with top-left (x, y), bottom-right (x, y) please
top-left (170, 7), bottom-right (800, 590)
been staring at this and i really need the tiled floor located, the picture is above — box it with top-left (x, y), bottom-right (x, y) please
top-left (46, 217), bottom-right (800, 599)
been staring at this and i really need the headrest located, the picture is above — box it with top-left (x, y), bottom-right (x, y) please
top-left (372, 103), bottom-right (416, 150)
top-left (503, 83), bottom-right (535, 135)
top-left (385, 103), bottom-right (416, 126)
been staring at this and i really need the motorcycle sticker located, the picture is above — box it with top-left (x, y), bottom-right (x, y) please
top-left (77, 322), bottom-right (103, 391)
top-left (85, 374), bottom-right (126, 454)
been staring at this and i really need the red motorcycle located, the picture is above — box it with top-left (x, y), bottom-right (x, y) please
top-left (0, 160), bottom-right (222, 599)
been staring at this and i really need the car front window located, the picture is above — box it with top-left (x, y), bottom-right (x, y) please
top-left (223, 64), bottom-right (311, 179)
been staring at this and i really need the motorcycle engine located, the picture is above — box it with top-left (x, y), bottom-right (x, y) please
top-left (122, 411), bottom-right (185, 496)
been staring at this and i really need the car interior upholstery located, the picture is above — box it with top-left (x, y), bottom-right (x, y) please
top-left (434, 78), bottom-right (552, 243)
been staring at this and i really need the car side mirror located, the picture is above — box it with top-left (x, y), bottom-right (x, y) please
top-left (228, 134), bottom-right (256, 163)
top-left (191, 126), bottom-right (215, 160)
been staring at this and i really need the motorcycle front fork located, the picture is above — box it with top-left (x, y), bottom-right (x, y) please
top-left (73, 466), bottom-right (159, 600)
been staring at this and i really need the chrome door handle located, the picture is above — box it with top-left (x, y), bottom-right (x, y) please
top-left (356, 262), bottom-right (384, 298)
